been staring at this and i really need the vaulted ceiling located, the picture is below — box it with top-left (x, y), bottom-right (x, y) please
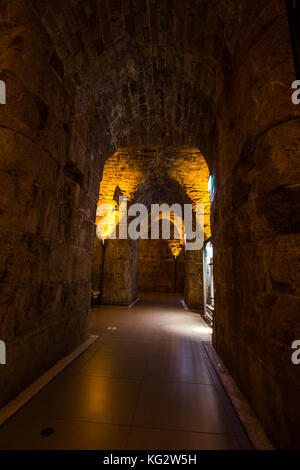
top-left (18, 0), bottom-right (277, 164)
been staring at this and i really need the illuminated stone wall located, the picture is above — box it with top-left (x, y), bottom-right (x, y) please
top-left (97, 146), bottom-right (211, 238)
top-left (138, 239), bottom-right (184, 294)
top-left (95, 147), bottom-right (210, 309)
top-left (94, 146), bottom-right (210, 306)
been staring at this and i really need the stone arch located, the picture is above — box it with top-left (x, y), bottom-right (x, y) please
top-left (97, 146), bottom-right (211, 236)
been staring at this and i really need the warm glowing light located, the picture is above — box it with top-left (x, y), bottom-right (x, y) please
top-left (96, 205), bottom-right (118, 240)
top-left (97, 147), bottom-right (211, 240)
top-left (168, 239), bottom-right (184, 258)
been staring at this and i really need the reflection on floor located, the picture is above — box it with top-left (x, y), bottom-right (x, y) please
top-left (0, 293), bottom-right (251, 450)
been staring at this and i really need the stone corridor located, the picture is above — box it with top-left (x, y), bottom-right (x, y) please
top-left (0, 0), bottom-right (299, 451)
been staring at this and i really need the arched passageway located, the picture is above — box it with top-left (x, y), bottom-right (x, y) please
top-left (0, 0), bottom-right (299, 449)
top-left (93, 148), bottom-right (210, 308)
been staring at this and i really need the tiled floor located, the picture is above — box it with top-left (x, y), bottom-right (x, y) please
top-left (0, 293), bottom-right (251, 450)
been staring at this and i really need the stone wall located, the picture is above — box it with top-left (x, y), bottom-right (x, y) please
top-left (0, 1), bottom-right (100, 406)
top-left (98, 147), bottom-right (211, 239)
top-left (102, 239), bottom-right (138, 306)
top-left (212, 1), bottom-right (300, 449)
top-left (138, 239), bottom-right (184, 293)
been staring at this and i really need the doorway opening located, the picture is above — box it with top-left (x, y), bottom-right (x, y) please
top-left (203, 238), bottom-right (214, 327)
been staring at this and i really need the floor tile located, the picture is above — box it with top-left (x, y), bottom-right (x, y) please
top-left (144, 352), bottom-right (213, 384)
top-left (76, 351), bottom-right (147, 380)
top-left (133, 381), bottom-right (231, 435)
top-left (18, 374), bottom-right (141, 426)
top-left (127, 427), bottom-right (239, 450)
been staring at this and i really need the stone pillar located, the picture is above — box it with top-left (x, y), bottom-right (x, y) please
top-left (184, 249), bottom-right (204, 312)
top-left (91, 238), bottom-right (104, 304)
top-left (176, 251), bottom-right (185, 293)
top-left (102, 239), bottom-right (138, 306)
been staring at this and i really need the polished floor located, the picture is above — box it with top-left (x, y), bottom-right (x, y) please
top-left (0, 293), bottom-right (251, 450)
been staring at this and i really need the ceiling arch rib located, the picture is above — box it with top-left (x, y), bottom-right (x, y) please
top-left (27, 0), bottom-right (238, 163)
